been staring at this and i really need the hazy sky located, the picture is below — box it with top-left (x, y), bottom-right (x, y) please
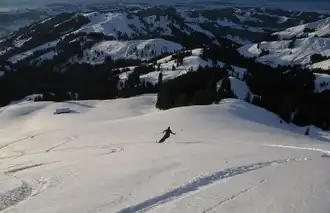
top-left (0, 0), bottom-right (329, 12)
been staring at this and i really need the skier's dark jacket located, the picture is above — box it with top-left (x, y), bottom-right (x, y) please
top-left (163, 127), bottom-right (175, 137)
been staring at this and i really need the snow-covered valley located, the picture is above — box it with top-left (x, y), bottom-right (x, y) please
top-left (1, 95), bottom-right (330, 213)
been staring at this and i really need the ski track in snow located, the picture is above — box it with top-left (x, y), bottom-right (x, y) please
top-left (0, 130), bottom-right (58, 151)
top-left (45, 135), bottom-right (78, 152)
top-left (30, 176), bottom-right (52, 197)
top-left (116, 158), bottom-right (309, 213)
top-left (4, 164), bottom-right (45, 175)
top-left (0, 135), bottom-right (39, 151)
top-left (263, 144), bottom-right (330, 155)
top-left (202, 179), bottom-right (267, 213)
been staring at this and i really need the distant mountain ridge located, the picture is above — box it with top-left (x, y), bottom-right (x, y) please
top-left (1, 0), bottom-right (330, 38)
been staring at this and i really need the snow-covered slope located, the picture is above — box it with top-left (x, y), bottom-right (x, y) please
top-left (229, 77), bottom-right (251, 100)
top-left (118, 48), bottom-right (224, 85)
top-left (274, 17), bottom-right (330, 40)
top-left (0, 95), bottom-right (330, 213)
top-left (79, 39), bottom-right (183, 63)
top-left (238, 17), bottom-right (330, 69)
top-left (314, 73), bottom-right (330, 92)
top-left (8, 40), bottom-right (58, 63)
top-left (238, 37), bottom-right (330, 67)
top-left (311, 58), bottom-right (330, 70)
top-left (2, 6), bottom-right (327, 67)
top-left (77, 12), bottom-right (147, 38)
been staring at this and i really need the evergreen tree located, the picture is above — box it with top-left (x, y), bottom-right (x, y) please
top-left (244, 92), bottom-right (251, 103)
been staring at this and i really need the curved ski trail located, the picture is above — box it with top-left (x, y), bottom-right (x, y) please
top-left (116, 157), bottom-right (309, 213)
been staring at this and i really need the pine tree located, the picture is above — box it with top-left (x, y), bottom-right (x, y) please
top-left (244, 92), bottom-right (251, 103)
top-left (288, 39), bottom-right (296, 49)
top-left (172, 64), bottom-right (176, 71)
top-left (174, 93), bottom-right (188, 107)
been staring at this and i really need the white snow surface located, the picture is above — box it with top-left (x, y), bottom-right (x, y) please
top-left (274, 17), bottom-right (330, 39)
top-left (311, 58), bottom-right (330, 70)
top-left (80, 39), bottom-right (183, 63)
top-left (119, 48), bottom-right (224, 85)
top-left (230, 65), bottom-right (248, 80)
top-left (8, 41), bottom-right (58, 63)
top-left (314, 73), bottom-right (330, 92)
top-left (12, 37), bottom-right (31, 48)
top-left (238, 37), bottom-right (330, 67)
top-left (0, 95), bottom-right (330, 213)
top-left (229, 77), bottom-right (250, 100)
top-left (77, 12), bottom-right (146, 38)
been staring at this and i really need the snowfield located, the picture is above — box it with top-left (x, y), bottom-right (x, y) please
top-left (1, 95), bottom-right (330, 213)
top-left (118, 48), bottom-right (224, 85)
top-left (8, 40), bottom-right (58, 63)
top-left (78, 12), bottom-right (146, 38)
top-left (80, 39), bottom-right (183, 63)
top-left (238, 37), bottom-right (330, 67)
top-left (311, 58), bottom-right (330, 70)
top-left (229, 77), bottom-right (250, 100)
top-left (274, 17), bottom-right (330, 39)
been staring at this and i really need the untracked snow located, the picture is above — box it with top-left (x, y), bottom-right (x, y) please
top-left (8, 40), bottom-right (58, 63)
top-left (0, 94), bottom-right (330, 213)
top-left (77, 12), bottom-right (146, 38)
top-left (80, 39), bottom-right (183, 63)
top-left (238, 37), bottom-right (330, 67)
top-left (274, 17), bottom-right (330, 39)
top-left (119, 48), bottom-right (224, 85)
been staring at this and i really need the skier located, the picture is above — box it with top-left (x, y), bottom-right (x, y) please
top-left (158, 127), bottom-right (176, 143)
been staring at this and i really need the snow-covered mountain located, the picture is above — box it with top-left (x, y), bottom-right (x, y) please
top-left (0, 7), bottom-right (327, 65)
top-left (273, 17), bottom-right (330, 39)
top-left (1, 0), bottom-right (329, 38)
top-left (238, 17), bottom-right (330, 69)
top-left (1, 94), bottom-right (330, 213)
